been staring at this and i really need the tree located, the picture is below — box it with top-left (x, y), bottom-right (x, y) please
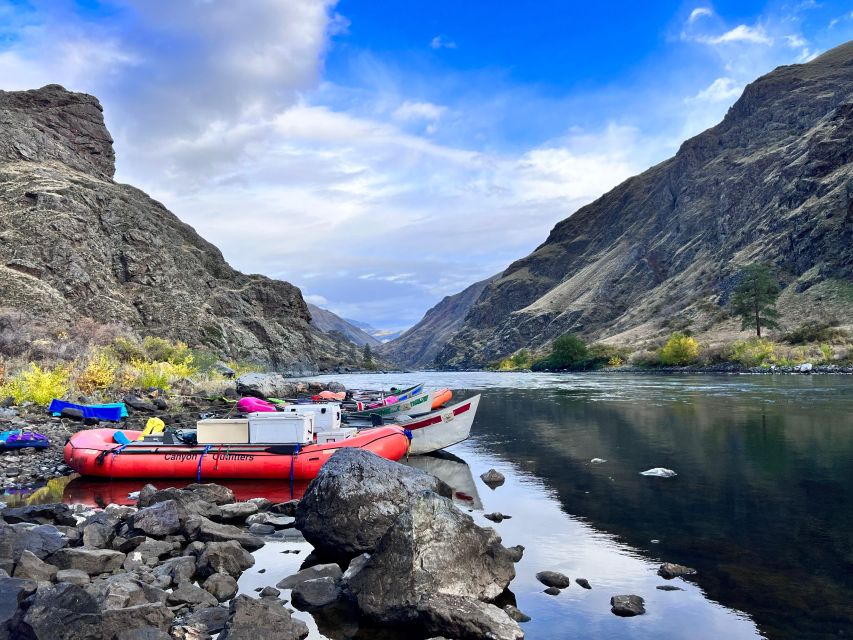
top-left (551, 333), bottom-right (588, 366)
top-left (729, 263), bottom-right (781, 338)
top-left (362, 343), bottom-right (375, 369)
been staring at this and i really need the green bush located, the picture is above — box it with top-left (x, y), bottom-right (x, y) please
top-left (658, 333), bottom-right (700, 365)
top-left (782, 321), bottom-right (847, 345)
top-left (730, 338), bottom-right (776, 367)
top-left (531, 333), bottom-right (598, 371)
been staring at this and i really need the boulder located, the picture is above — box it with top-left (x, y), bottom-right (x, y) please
top-left (0, 523), bottom-right (67, 562)
top-left (575, 578), bottom-right (592, 590)
top-left (235, 373), bottom-right (297, 400)
top-left (219, 594), bottom-right (310, 640)
top-left (270, 500), bottom-right (299, 516)
top-left (216, 502), bottom-right (259, 522)
top-left (151, 556), bottom-right (197, 588)
top-left (130, 501), bottom-right (182, 537)
top-left (170, 606), bottom-right (229, 639)
top-left (167, 582), bottom-right (219, 608)
top-left (347, 492), bottom-right (516, 625)
top-left (0, 577), bottom-right (37, 636)
top-left (1, 503), bottom-right (76, 526)
top-left (658, 562), bottom-right (697, 580)
top-left (14, 583), bottom-right (102, 639)
top-left (184, 483), bottom-right (236, 506)
top-left (133, 538), bottom-right (175, 563)
top-left (479, 469), bottom-right (505, 489)
top-left (184, 516), bottom-right (264, 551)
top-left (248, 524), bottom-right (274, 536)
top-left (296, 449), bottom-right (451, 558)
top-left (12, 550), bottom-right (57, 582)
top-left (50, 548), bottom-right (126, 575)
top-left (419, 594), bottom-right (523, 640)
top-left (203, 573), bottom-right (238, 602)
top-left (290, 577), bottom-right (340, 610)
top-left (483, 512), bottom-right (510, 523)
top-left (506, 545), bottom-right (524, 563)
top-left (610, 594), bottom-right (645, 617)
top-left (503, 604), bottom-right (530, 623)
top-left (137, 486), bottom-right (220, 520)
top-left (196, 541), bottom-right (254, 579)
top-left (535, 571), bottom-right (571, 589)
top-left (259, 586), bottom-right (280, 598)
top-left (246, 513), bottom-right (294, 529)
top-left (56, 569), bottom-right (90, 585)
top-left (88, 574), bottom-right (168, 610)
top-left (100, 603), bottom-right (174, 638)
top-left (81, 511), bottom-right (120, 548)
top-left (276, 563), bottom-right (342, 590)
top-left (247, 497), bottom-right (272, 512)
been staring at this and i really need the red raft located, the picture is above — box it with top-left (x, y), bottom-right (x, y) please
top-left (64, 426), bottom-right (410, 480)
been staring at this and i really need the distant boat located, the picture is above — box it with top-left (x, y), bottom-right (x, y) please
top-left (344, 389), bottom-right (434, 420)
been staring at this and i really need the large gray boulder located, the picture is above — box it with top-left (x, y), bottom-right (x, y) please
top-left (420, 594), bottom-right (524, 640)
top-left (276, 563), bottom-right (342, 590)
top-left (87, 574), bottom-right (168, 610)
top-left (137, 486), bottom-right (221, 520)
top-left (296, 449), bottom-right (452, 558)
top-left (14, 583), bottom-right (102, 639)
top-left (235, 373), bottom-right (297, 400)
top-left (184, 516), bottom-right (264, 551)
top-left (346, 491), bottom-right (517, 638)
top-left (50, 548), bottom-right (126, 575)
top-left (0, 577), bottom-right (37, 637)
top-left (0, 523), bottom-right (67, 563)
top-left (129, 501), bottom-right (181, 537)
top-left (195, 540), bottom-right (254, 579)
top-left (12, 550), bottom-right (58, 582)
top-left (1, 503), bottom-right (76, 526)
top-left (219, 594), bottom-right (309, 640)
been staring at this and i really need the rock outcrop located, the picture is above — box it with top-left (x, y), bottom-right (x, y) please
top-left (0, 84), bottom-right (344, 369)
top-left (378, 275), bottom-right (496, 368)
top-left (437, 43), bottom-right (853, 367)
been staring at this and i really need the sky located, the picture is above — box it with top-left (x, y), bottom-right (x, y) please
top-left (1, 1), bottom-right (852, 331)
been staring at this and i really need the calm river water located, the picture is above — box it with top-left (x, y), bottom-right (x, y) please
top-left (23, 372), bottom-right (853, 639)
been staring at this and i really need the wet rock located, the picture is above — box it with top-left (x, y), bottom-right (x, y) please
top-left (55, 568), bottom-right (90, 585)
top-left (270, 500), bottom-right (299, 517)
top-left (543, 587), bottom-right (560, 596)
top-left (247, 523), bottom-right (275, 536)
top-left (291, 576), bottom-right (340, 610)
top-left (183, 516), bottom-right (264, 551)
top-left (247, 497), bottom-right (272, 512)
top-left (658, 562), bottom-right (697, 579)
top-left (277, 563), bottom-right (342, 589)
top-left (535, 571), bottom-right (571, 589)
top-left (130, 500), bottom-right (182, 537)
top-left (246, 513), bottom-right (294, 529)
top-left (419, 594), bottom-right (523, 640)
top-left (296, 448), bottom-right (451, 558)
top-left (506, 545), bottom-right (524, 563)
top-left (656, 584), bottom-right (683, 591)
top-left (196, 540), bottom-right (254, 580)
top-left (50, 548), bottom-right (126, 575)
top-left (347, 492), bottom-right (516, 627)
top-left (216, 502), bottom-right (259, 522)
top-left (12, 550), bottom-right (57, 582)
top-left (575, 578), bottom-right (592, 589)
top-left (152, 556), bottom-right (197, 588)
top-left (483, 512), bottom-right (510, 523)
top-left (203, 573), bottom-right (238, 602)
top-left (259, 586), bottom-right (280, 598)
top-left (168, 582), bottom-right (219, 608)
top-left (503, 604), bottom-right (531, 623)
top-left (0, 523), bottom-right (67, 561)
top-left (0, 577), bottom-right (37, 635)
top-left (610, 594), bottom-right (645, 616)
top-left (2, 503), bottom-right (76, 526)
top-left (479, 469), bottom-right (505, 489)
top-left (219, 594), bottom-right (309, 640)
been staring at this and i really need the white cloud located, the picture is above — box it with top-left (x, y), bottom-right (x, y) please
top-left (392, 100), bottom-right (446, 122)
top-left (430, 35), bottom-right (457, 50)
top-left (784, 34), bottom-right (807, 48)
top-left (688, 7), bottom-right (713, 23)
top-left (304, 293), bottom-right (328, 306)
top-left (686, 77), bottom-right (743, 103)
top-left (692, 24), bottom-right (774, 45)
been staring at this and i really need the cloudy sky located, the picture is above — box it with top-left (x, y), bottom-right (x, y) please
top-left (1, 1), bottom-right (852, 330)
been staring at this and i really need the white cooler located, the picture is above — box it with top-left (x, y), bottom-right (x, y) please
top-left (248, 412), bottom-right (314, 444)
top-left (315, 427), bottom-right (358, 444)
top-left (283, 403), bottom-right (341, 431)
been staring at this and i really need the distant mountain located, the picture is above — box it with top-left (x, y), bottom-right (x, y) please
top-left (379, 276), bottom-right (498, 368)
top-left (343, 318), bottom-right (405, 344)
top-left (308, 304), bottom-right (381, 347)
top-left (437, 42), bottom-right (853, 368)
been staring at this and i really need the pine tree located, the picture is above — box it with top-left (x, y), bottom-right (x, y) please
top-left (729, 263), bottom-right (781, 338)
top-left (362, 343), bottom-right (374, 369)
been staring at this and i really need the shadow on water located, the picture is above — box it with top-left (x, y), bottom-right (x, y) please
top-left (468, 379), bottom-right (853, 640)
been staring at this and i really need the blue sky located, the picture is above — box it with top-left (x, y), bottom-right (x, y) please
top-left (1, 1), bottom-right (852, 330)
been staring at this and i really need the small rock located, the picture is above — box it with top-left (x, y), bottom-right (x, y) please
top-left (503, 604), bottom-right (530, 623)
top-left (50, 548), bottom-right (126, 575)
top-left (259, 586), bottom-right (280, 598)
top-left (543, 587), bottom-right (560, 596)
top-left (55, 568), bottom-right (91, 585)
top-left (291, 576), bottom-right (339, 610)
top-left (480, 469), bottom-right (505, 489)
top-left (168, 581), bottom-right (219, 608)
top-left (535, 571), bottom-right (571, 589)
top-left (269, 500), bottom-right (299, 517)
top-left (217, 502), bottom-right (259, 522)
top-left (483, 512), bottom-right (510, 523)
top-left (610, 594), bottom-right (645, 617)
top-left (276, 563), bottom-right (342, 590)
top-left (656, 585), bottom-right (683, 591)
top-left (13, 550), bottom-right (58, 582)
top-left (658, 562), bottom-right (697, 579)
top-left (203, 573), bottom-right (238, 602)
top-left (130, 500), bottom-right (181, 537)
top-left (248, 523), bottom-right (275, 536)
top-left (575, 578), bottom-right (592, 590)
top-left (506, 545), bottom-right (524, 562)
top-left (640, 467), bottom-right (677, 478)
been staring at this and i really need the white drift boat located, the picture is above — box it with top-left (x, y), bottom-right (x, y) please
top-left (397, 394), bottom-right (481, 455)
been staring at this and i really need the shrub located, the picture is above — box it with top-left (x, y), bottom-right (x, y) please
top-left (730, 338), bottom-right (776, 367)
top-left (607, 355), bottom-right (623, 367)
top-left (128, 359), bottom-right (196, 391)
top-left (142, 336), bottom-right (194, 367)
top-left (819, 343), bottom-right (833, 363)
top-left (0, 363), bottom-right (70, 405)
top-left (551, 333), bottom-right (588, 366)
top-left (659, 332), bottom-right (700, 365)
top-left (109, 336), bottom-right (145, 363)
top-left (76, 350), bottom-right (117, 394)
top-left (783, 321), bottom-right (847, 345)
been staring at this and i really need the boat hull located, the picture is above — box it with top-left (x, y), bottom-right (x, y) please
top-left (403, 395), bottom-right (480, 455)
top-left (345, 389), bottom-right (434, 420)
top-left (64, 426), bottom-right (410, 480)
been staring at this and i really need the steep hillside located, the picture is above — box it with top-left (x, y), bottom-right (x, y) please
top-left (437, 42), bottom-right (853, 368)
top-left (308, 303), bottom-right (381, 347)
top-left (379, 275), bottom-right (497, 368)
top-left (0, 85), bottom-right (338, 371)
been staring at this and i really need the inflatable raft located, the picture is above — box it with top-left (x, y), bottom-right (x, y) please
top-left (64, 425), bottom-right (411, 480)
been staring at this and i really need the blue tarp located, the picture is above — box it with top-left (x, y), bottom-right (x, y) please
top-left (48, 400), bottom-right (127, 422)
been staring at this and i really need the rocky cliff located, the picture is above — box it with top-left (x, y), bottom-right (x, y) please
top-left (308, 303), bottom-right (381, 347)
top-left (379, 276), bottom-right (496, 368)
top-left (437, 42), bottom-right (853, 368)
top-left (0, 85), bottom-right (334, 370)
